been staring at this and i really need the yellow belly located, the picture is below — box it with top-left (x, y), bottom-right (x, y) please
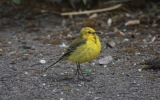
top-left (68, 40), bottom-right (100, 63)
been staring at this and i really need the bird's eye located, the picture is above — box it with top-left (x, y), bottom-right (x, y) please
top-left (88, 31), bottom-right (91, 33)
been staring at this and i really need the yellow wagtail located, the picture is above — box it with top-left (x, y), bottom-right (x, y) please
top-left (45, 27), bottom-right (101, 80)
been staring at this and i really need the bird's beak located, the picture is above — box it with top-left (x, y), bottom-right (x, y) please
top-left (94, 31), bottom-right (101, 34)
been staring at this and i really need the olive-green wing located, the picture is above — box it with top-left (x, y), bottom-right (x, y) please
top-left (45, 38), bottom-right (87, 71)
top-left (59, 37), bottom-right (87, 60)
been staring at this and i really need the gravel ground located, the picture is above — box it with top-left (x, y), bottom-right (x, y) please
top-left (0, 2), bottom-right (160, 100)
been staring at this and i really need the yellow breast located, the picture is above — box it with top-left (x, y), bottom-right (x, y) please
top-left (68, 35), bottom-right (101, 63)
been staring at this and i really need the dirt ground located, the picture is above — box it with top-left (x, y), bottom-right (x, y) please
top-left (0, 2), bottom-right (160, 100)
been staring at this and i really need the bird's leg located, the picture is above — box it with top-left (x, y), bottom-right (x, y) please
top-left (75, 63), bottom-right (84, 79)
top-left (78, 63), bottom-right (89, 80)
top-left (77, 63), bottom-right (80, 79)
top-left (75, 63), bottom-right (80, 79)
top-left (74, 63), bottom-right (90, 81)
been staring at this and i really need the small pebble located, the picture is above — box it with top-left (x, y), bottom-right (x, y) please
top-left (43, 74), bottom-right (47, 77)
top-left (52, 88), bottom-right (57, 92)
top-left (94, 97), bottom-right (100, 100)
top-left (39, 60), bottom-right (46, 64)
top-left (125, 13), bottom-right (131, 17)
top-left (60, 98), bottom-right (64, 100)
top-left (60, 73), bottom-right (64, 75)
top-left (59, 43), bottom-right (68, 48)
top-left (104, 65), bottom-right (107, 68)
top-left (137, 83), bottom-right (140, 86)
top-left (64, 71), bottom-right (68, 74)
top-left (123, 38), bottom-right (129, 42)
top-left (135, 52), bottom-right (141, 55)
top-left (67, 34), bottom-right (72, 37)
top-left (39, 53), bottom-right (43, 56)
top-left (123, 29), bottom-right (126, 32)
top-left (8, 41), bottom-right (12, 44)
top-left (99, 56), bottom-right (113, 65)
top-left (91, 62), bottom-right (95, 66)
top-left (60, 92), bottom-right (64, 95)
top-left (107, 41), bottom-right (116, 48)
top-left (81, 82), bottom-right (84, 85)
top-left (107, 18), bottom-right (112, 27)
top-left (47, 35), bottom-right (51, 39)
top-left (24, 71), bottom-right (28, 75)
top-left (35, 77), bottom-right (38, 79)
top-left (76, 89), bottom-right (80, 91)
top-left (138, 69), bottom-right (142, 72)
top-left (78, 84), bottom-right (81, 87)
top-left (88, 91), bottom-right (92, 94)
top-left (133, 80), bottom-right (136, 83)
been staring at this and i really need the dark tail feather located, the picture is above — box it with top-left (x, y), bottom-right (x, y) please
top-left (44, 51), bottom-right (70, 71)
top-left (44, 58), bottom-right (62, 71)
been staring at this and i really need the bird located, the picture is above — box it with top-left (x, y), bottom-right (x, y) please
top-left (45, 27), bottom-right (101, 80)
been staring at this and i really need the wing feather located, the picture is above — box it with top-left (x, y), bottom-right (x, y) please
top-left (58, 37), bottom-right (87, 60)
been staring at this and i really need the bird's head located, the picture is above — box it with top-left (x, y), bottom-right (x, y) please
top-left (80, 27), bottom-right (101, 40)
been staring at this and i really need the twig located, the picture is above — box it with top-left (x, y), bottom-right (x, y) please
top-left (104, 0), bottom-right (132, 4)
top-left (61, 4), bottom-right (122, 16)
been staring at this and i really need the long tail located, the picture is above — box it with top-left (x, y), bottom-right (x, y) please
top-left (44, 50), bottom-right (70, 71)
top-left (44, 58), bottom-right (62, 71)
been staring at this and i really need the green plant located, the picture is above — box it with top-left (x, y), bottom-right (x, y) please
top-left (82, 0), bottom-right (87, 5)
top-left (12, 0), bottom-right (20, 4)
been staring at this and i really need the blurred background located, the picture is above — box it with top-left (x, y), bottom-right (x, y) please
top-left (0, 0), bottom-right (160, 100)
